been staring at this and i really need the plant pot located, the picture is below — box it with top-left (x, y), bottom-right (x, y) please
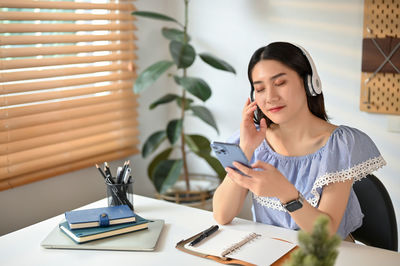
top-left (156, 174), bottom-right (220, 211)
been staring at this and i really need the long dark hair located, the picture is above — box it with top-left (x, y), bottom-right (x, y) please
top-left (248, 42), bottom-right (328, 126)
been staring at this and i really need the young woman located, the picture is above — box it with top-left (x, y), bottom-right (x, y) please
top-left (212, 42), bottom-right (386, 240)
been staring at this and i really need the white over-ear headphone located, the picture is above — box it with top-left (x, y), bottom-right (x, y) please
top-left (292, 43), bottom-right (322, 96)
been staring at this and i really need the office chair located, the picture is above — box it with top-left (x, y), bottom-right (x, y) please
top-left (352, 174), bottom-right (398, 251)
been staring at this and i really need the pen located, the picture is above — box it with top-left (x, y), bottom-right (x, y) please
top-left (189, 225), bottom-right (219, 246)
top-left (123, 167), bottom-right (131, 184)
top-left (120, 160), bottom-right (130, 182)
top-left (121, 160), bottom-right (129, 181)
top-left (116, 166), bottom-right (123, 184)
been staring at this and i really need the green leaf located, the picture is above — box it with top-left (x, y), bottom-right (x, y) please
top-left (190, 105), bottom-right (219, 133)
top-left (173, 75), bottom-right (182, 85)
top-left (169, 40), bottom-right (196, 69)
top-left (179, 77), bottom-right (211, 101)
top-left (150, 94), bottom-right (179, 109)
top-left (132, 11), bottom-right (180, 24)
top-left (152, 159), bottom-right (183, 193)
top-left (184, 134), bottom-right (212, 154)
top-left (141, 130), bottom-right (166, 158)
top-left (134, 60), bottom-right (174, 93)
top-left (184, 134), bottom-right (225, 180)
top-left (199, 53), bottom-right (236, 74)
top-left (147, 148), bottom-right (173, 181)
top-left (166, 119), bottom-right (183, 144)
top-left (176, 97), bottom-right (194, 110)
top-left (202, 155), bottom-right (226, 180)
top-left (162, 27), bottom-right (190, 42)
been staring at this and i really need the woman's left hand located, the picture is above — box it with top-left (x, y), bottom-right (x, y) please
top-left (226, 160), bottom-right (296, 200)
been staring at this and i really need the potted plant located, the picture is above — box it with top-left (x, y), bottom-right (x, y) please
top-left (132, 0), bottom-right (236, 207)
top-left (284, 215), bottom-right (341, 266)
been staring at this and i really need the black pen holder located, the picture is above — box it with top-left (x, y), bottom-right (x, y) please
top-left (106, 180), bottom-right (134, 211)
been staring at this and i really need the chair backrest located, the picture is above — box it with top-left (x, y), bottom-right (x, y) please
top-left (352, 174), bottom-right (398, 251)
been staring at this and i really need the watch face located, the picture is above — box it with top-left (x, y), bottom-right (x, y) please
top-left (285, 201), bottom-right (303, 212)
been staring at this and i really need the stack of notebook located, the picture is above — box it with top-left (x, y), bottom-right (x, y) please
top-left (61, 205), bottom-right (149, 244)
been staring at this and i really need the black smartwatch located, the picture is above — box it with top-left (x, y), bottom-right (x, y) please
top-left (281, 191), bottom-right (304, 212)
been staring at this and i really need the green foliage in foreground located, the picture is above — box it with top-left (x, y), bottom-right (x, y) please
top-left (285, 215), bottom-right (341, 266)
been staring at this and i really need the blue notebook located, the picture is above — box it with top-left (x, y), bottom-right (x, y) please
top-left (59, 215), bottom-right (149, 244)
top-left (65, 205), bottom-right (135, 229)
top-left (42, 219), bottom-right (164, 251)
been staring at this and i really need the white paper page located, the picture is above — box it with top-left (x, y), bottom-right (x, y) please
top-left (185, 228), bottom-right (295, 265)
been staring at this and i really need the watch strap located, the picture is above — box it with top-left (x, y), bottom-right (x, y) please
top-left (281, 191), bottom-right (304, 212)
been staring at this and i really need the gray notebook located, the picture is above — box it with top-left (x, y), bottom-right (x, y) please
top-left (41, 219), bottom-right (164, 251)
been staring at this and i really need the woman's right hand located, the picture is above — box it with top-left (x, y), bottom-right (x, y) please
top-left (239, 98), bottom-right (267, 159)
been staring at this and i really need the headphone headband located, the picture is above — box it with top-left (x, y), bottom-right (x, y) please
top-left (291, 43), bottom-right (322, 96)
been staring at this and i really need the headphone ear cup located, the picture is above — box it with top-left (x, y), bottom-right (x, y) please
top-left (311, 75), bottom-right (322, 95)
top-left (292, 43), bottom-right (322, 96)
top-left (306, 75), bottom-right (316, 96)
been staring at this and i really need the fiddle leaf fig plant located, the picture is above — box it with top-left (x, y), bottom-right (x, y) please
top-left (132, 0), bottom-right (236, 194)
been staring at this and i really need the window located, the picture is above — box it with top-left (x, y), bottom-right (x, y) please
top-left (0, 0), bottom-right (139, 190)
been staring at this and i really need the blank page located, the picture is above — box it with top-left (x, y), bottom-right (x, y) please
top-left (185, 227), bottom-right (296, 265)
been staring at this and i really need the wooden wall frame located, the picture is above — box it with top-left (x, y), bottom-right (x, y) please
top-left (360, 0), bottom-right (400, 115)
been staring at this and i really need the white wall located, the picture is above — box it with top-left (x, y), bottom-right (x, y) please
top-left (1, 1), bottom-right (399, 246)
top-left (134, 0), bottom-right (400, 242)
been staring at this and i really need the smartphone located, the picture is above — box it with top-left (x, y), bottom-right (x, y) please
top-left (210, 141), bottom-right (251, 176)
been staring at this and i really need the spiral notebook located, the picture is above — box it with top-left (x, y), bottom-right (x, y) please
top-left (180, 227), bottom-right (296, 265)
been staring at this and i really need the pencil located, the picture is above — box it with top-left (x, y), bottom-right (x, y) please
top-left (104, 162), bottom-right (112, 177)
top-left (95, 164), bottom-right (107, 179)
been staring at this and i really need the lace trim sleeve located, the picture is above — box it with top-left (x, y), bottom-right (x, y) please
top-left (309, 155), bottom-right (386, 206)
top-left (253, 155), bottom-right (386, 212)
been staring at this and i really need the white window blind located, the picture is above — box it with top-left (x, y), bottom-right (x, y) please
top-left (0, 0), bottom-right (139, 190)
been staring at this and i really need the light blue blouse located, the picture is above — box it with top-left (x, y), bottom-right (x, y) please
top-left (227, 125), bottom-right (386, 238)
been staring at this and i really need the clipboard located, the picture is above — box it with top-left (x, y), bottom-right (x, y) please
top-left (176, 227), bottom-right (298, 266)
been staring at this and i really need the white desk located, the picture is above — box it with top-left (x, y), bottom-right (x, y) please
top-left (1, 195), bottom-right (399, 266)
